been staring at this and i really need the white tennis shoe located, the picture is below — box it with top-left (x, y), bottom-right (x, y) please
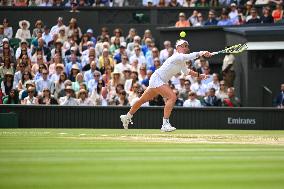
top-left (161, 122), bottom-right (176, 132)
top-left (120, 114), bottom-right (133, 129)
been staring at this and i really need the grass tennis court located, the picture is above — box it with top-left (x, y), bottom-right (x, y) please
top-left (0, 129), bottom-right (284, 189)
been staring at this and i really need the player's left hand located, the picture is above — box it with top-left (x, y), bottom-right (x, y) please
top-left (200, 51), bottom-right (213, 58)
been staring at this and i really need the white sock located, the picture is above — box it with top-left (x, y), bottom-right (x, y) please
top-left (163, 118), bottom-right (169, 125)
top-left (127, 112), bottom-right (133, 118)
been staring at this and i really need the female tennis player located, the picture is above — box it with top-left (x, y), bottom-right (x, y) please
top-left (120, 39), bottom-right (213, 132)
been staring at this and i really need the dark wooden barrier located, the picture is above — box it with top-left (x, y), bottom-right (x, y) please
top-left (1, 105), bottom-right (283, 129)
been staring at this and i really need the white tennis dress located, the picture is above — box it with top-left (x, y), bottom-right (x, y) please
top-left (149, 52), bottom-right (200, 88)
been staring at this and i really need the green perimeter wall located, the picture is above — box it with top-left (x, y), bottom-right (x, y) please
top-left (0, 105), bottom-right (284, 129)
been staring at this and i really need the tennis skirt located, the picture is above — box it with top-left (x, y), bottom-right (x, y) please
top-left (149, 72), bottom-right (166, 88)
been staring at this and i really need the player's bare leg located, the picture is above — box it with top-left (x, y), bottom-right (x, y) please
top-left (120, 88), bottom-right (158, 129)
top-left (156, 84), bottom-right (177, 132)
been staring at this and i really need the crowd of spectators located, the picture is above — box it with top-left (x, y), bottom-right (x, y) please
top-left (174, 1), bottom-right (283, 27)
top-left (0, 16), bottom-right (244, 107)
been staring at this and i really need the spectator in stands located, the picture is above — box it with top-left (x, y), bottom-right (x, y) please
top-left (215, 80), bottom-right (228, 100)
top-left (196, 0), bottom-right (209, 7)
top-left (229, 3), bottom-right (239, 24)
top-left (17, 71), bottom-right (33, 92)
top-left (255, 0), bottom-right (269, 5)
top-left (0, 38), bottom-right (15, 63)
top-left (246, 8), bottom-right (261, 24)
top-left (31, 30), bottom-right (43, 50)
top-left (260, 6), bottom-right (274, 23)
top-left (19, 80), bottom-right (35, 102)
top-left (77, 89), bottom-right (94, 106)
top-left (222, 87), bottom-right (240, 107)
top-left (72, 73), bottom-right (85, 93)
top-left (207, 73), bottom-right (220, 91)
top-left (67, 18), bottom-right (82, 39)
top-left (110, 37), bottom-right (121, 55)
top-left (22, 86), bottom-right (39, 105)
top-left (79, 34), bottom-right (89, 54)
top-left (53, 0), bottom-right (65, 7)
top-left (176, 75), bottom-right (186, 93)
top-left (201, 66), bottom-right (213, 85)
top-left (65, 53), bottom-right (82, 77)
top-left (127, 35), bottom-right (141, 54)
top-left (115, 89), bottom-right (129, 106)
top-left (90, 79), bottom-right (104, 105)
top-left (15, 20), bottom-right (31, 41)
top-left (32, 20), bottom-right (44, 38)
top-left (0, 57), bottom-right (14, 79)
top-left (136, 63), bottom-right (145, 80)
top-left (3, 18), bottom-right (13, 39)
top-left (84, 61), bottom-right (100, 83)
top-left (204, 88), bottom-right (221, 106)
top-left (129, 45), bottom-right (146, 65)
top-left (142, 29), bottom-right (155, 46)
top-left (1, 71), bottom-right (14, 96)
top-left (141, 69), bottom-right (152, 89)
top-left (50, 17), bottom-right (65, 37)
top-left (159, 40), bottom-right (172, 63)
top-left (86, 29), bottom-right (96, 46)
top-left (98, 48), bottom-right (114, 73)
top-left (183, 91), bottom-right (202, 107)
top-left (38, 88), bottom-right (58, 105)
top-left (180, 79), bottom-right (191, 101)
top-left (97, 27), bottom-right (109, 43)
top-left (0, 0), bottom-right (13, 6)
top-left (70, 1), bottom-right (80, 12)
top-left (15, 40), bottom-right (31, 59)
top-left (2, 89), bottom-right (19, 104)
top-left (12, 62), bottom-right (26, 89)
top-left (87, 70), bottom-right (102, 93)
top-left (39, 0), bottom-right (52, 6)
top-left (113, 42), bottom-right (127, 64)
top-left (69, 64), bottom-right (80, 82)
top-left (149, 57), bottom-right (161, 73)
top-left (125, 71), bottom-right (139, 94)
top-left (32, 38), bottom-right (51, 61)
top-left (35, 69), bottom-right (54, 96)
top-left (182, 0), bottom-right (195, 7)
top-left (114, 54), bottom-right (131, 73)
top-left (190, 77), bottom-right (207, 97)
top-left (0, 25), bottom-right (6, 46)
top-left (111, 28), bottom-right (125, 44)
top-left (173, 89), bottom-right (184, 106)
top-left (54, 73), bottom-right (67, 99)
top-left (175, 12), bottom-right (191, 27)
top-left (42, 26), bottom-right (52, 46)
top-left (59, 86), bottom-right (79, 105)
top-left (125, 28), bottom-right (137, 44)
top-left (14, 0), bottom-right (28, 7)
top-left (168, 0), bottom-right (182, 7)
top-left (244, 1), bottom-right (253, 19)
top-left (217, 11), bottom-right (234, 26)
top-left (194, 13), bottom-right (205, 27)
top-left (274, 83), bottom-right (284, 108)
top-left (130, 88), bottom-right (149, 106)
top-left (204, 9), bottom-right (219, 25)
top-left (127, 82), bottom-right (140, 105)
top-left (28, 0), bottom-right (38, 6)
top-left (146, 47), bottom-right (160, 69)
top-left (188, 10), bottom-right (199, 26)
top-left (272, 2), bottom-right (283, 23)
top-left (50, 63), bottom-right (64, 83)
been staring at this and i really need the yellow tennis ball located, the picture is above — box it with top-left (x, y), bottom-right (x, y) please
top-left (180, 31), bottom-right (186, 38)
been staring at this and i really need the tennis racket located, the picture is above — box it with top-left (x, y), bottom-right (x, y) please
top-left (211, 43), bottom-right (248, 55)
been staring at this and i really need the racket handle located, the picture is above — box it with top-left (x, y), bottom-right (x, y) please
top-left (211, 52), bottom-right (218, 55)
